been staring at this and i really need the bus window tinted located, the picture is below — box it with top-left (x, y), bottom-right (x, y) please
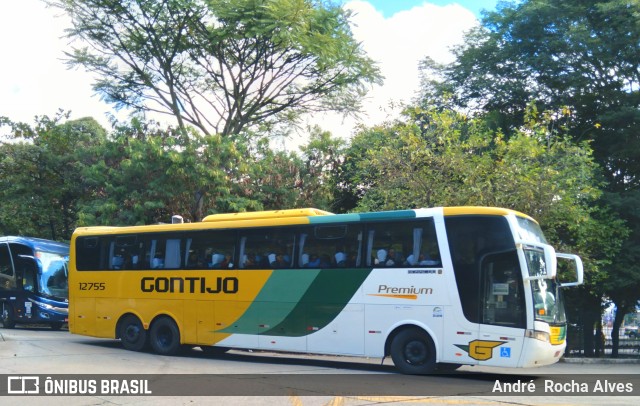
top-left (0, 243), bottom-right (12, 278)
top-left (299, 225), bottom-right (363, 268)
top-left (185, 230), bottom-right (236, 269)
top-left (239, 228), bottom-right (296, 269)
top-left (367, 219), bottom-right (440, 268)
top-left (445, 216), bottom-right (516, 324)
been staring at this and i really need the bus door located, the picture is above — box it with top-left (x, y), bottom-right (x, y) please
top-left (5, 255), bottom-right (39, 324)
top-left (476, 249), bottom-right (526, 367)
top-left (1, 242), bottom-right (17, 327)
top-left (0, 242), bottom-right (16, 290)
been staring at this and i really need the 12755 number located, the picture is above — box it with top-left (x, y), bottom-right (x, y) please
top-left (79, 282), bottom-right (106, 291)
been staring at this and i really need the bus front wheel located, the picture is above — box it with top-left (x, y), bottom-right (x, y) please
top-left (149, 316), bottom-right (181, 356)
top-left (119, 315), bottom-right (148, 352)
top-left (390, 328), bottom-right (437, 375)
top-left (1, 303), bottom-right (16, 329)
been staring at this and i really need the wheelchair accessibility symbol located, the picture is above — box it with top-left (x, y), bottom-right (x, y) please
top-left (500, 347), bottom-right (511, 358)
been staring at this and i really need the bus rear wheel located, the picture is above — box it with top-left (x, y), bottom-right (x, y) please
top-left (390, 328), bottom-right (437, 375)
top-left (149, 316), bottom-right (181, 355)
top-left (1, 303), bottom-right (16, 329)
top-left (119, 315), bottom-right (148, 352)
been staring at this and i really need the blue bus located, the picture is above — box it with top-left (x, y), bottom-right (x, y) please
top-left (0, 236), bottom-right (69, 330)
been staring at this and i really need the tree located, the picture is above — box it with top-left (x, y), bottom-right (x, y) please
top-left (341, 106), bottom-right (604, 223)
top-left (297, 126), bottom-right (345, 210)
top-left (52, 0), bottom-right (382, 137)
top-left (0, 113), bottom-right (108, 240)
top-left (77, 118), bottom-right (256, 225)
top-left (419, 0), bottom-right (640, 356)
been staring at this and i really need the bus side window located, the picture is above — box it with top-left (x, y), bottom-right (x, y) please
top-left (76, 237), bottom-right (104, 271)
top-left (144, 238), bottom-right (183, 270)
top-left (365, 219), bottom-right (440, 268)
top-left (110, 236), bottom-right (141, 270)
top-left (10, 256), bottom-right (38, 293)
top-left (183, 230), bottom-right (236, 270)
top-left (0, 243), bottom-right (13, 279)
top-left (300, 225), bottom-right (362, 269)
top-left (239, 228), bottom-right (295, 270)
top-left (367, 223), bottom-right (406, 267)
top-left (410, 221), bottom-right (441, 267)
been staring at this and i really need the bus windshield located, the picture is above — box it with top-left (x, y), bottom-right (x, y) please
top-left (516, 217), bottom-right (548, 244)
top-left (36, 250), bottom-right (69, 300)
top-left (532, 278), bottom-right (566, 324)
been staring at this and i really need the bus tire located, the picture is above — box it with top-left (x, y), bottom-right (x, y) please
top-left (149, 316), bottom-right (181, 356)
top-left (390, 328), bottom-right (437, 375)
top-left (119, 314), bottom-right (148, 352)
top-left (1, 303), bottom-right (16, 329)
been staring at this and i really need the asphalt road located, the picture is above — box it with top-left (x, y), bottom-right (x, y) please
top-left (0, 326), bottom-right (638, 405)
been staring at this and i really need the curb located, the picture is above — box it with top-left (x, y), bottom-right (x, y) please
top-left (561, 357), bottom-right (640, 364)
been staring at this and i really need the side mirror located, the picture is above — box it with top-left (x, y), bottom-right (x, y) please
top-left (557, 253), bottom-right (584, 287)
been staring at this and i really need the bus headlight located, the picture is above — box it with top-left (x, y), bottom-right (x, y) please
top-left (33, 300), bottom-right (54, 310)
top-left (30, 300), bottom-right (68, 315)
top-left (526, 329), bottom-right (550, 343)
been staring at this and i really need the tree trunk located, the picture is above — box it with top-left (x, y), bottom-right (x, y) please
top-left (611, 302), bottom-right (630, 358)
top-left (582, 311), bottom-right (598, 357)
top-left (594, 321), bottom-right (604, 357)
top-left (49, 218), bottom-right (57, 241)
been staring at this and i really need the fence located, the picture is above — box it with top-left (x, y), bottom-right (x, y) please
top-left (565, 325), bottom-right (640, 357)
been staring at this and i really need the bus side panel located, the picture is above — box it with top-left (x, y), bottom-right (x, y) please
top-left (363, 303), bottom-right (444, 358)
top-left (197, 300), bottom-right (215, 345)
top-left (477, 324), bottom-right (526, 368)
top-left (182, 299), bottom-right (197, 344)
top-left (71, 298), bottom-right (96, 337)
top-left (213, 300), bottom-right (260, 349)
top-left (441, 309), bottom-right (480, 365)
top-left (95, 298), bottom-right (118, 338)
top-left (258, 301), bottom-right (308, 352)
top-left (361, 268), bottom-right (448, 358)
top-left (306, 303), bottom-right (365, 355)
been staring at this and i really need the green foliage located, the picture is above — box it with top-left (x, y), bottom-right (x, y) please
top-left (297, 126), bottom-right (345, 211)
top-left (226, 127), bottom-right (345, 212)
top-left (343, 106), bottom-right (599, 213)
top-left (418, 0), bottom-right (640, 354)
top-left (0, 113), bottom-right (108, 240)
top-left (77, 119), bottom-right (259, 225)
top-left (53, 0), bottom-right (382, 137)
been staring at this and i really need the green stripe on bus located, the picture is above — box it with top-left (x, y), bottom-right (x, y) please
top-left (307, 210), bottom-right (416, 225)
top-left (358, 210), bottom-right (416, 221)
top-left (217, 269), bottom-right (320, 335)
top-left (262, 268), bottom-right (372, 337)
top-left (308, 213), bottom-right (361, 224)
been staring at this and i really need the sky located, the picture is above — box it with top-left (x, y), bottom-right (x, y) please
top-left (0, 0), bottom-right (499, 144)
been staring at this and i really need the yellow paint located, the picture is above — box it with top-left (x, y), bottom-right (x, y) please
top-left (203, 207), bottom-right (332, 222)
top-left (367, 294), bottom-right (418, 300)
top-left (443, 206), bottom-right (535, 222)
top-left (70, 269), bottom-right (272, 345)
top-left (550, 326), bottom-right (566, 345)
top-left (469, 340), bottom-right (505, 361)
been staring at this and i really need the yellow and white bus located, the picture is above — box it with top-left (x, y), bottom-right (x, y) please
top-left (69, 207), bottom-right (582, 374)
